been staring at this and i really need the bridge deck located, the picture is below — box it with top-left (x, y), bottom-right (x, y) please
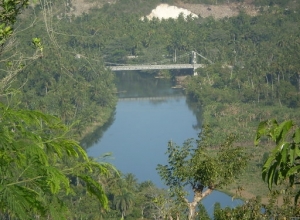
top-left (118, 95), bottom-right (185, 101)
top-left (109, 64), bottom-right (203, 71)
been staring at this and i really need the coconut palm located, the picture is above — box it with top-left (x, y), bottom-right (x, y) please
top-left (124, 173), bottom-right (138, 192)
top-left (113, 188), bottom-right (134, 219)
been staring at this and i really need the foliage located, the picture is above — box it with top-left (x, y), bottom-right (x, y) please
top-left (0, 102), bottom-right (114, 219)
top-left (210, 118), bottom-right (300, 219)
top-left (0, 0), bottom-right (117, 138)
top-left (255, 119), bottom-right (300, 203)
top-left (87, 172), bottom-right (169, 220)
top-left (113, 188), bottom-right (134, 219)
top-left (157, 125), bottom-right (248, 219)
top-left (0, 0), bottom-right (29, 46)
top-left (0, 0), bottom-right (117, 219)
top-left (197, 203), bottom-right (210, 220)
top-left (214, 185), bottom-right (300, 219)
top-left (213, 198), bottom-right (265, 220)
top-left (218, 119), bottom-right (300, 220)
top-left (253, 0), bottom-right (294, 6)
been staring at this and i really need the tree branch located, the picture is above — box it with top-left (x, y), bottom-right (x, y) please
top-left (6, 176), bottom-right (44, 187)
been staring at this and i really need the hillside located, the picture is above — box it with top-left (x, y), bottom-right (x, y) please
top-left (69, 0), bottom-right (258, 18)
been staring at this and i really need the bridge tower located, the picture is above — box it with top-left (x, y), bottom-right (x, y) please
top-left (191, 51), bottom-right (198, 76)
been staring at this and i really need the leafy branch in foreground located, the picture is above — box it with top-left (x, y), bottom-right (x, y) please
top-left (0, 102), bottom-right (115, 219)
top-left (0, 0), bottom-right (29, 45)
top-left (255, 119), bottom-right (300, 203)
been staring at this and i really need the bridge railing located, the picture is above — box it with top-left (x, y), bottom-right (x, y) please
top-left (109, 64), bottom-right (204, 71)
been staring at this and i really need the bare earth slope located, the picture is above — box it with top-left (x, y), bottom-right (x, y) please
top-left (69, 0), bottom-right (116, 16)
top-left (175, 2), bottom-right (258, 19)
top-left (70, 0), bottom-right (258, 18)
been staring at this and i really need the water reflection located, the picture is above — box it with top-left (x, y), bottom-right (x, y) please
top-left (186, 97), bottom-right (203, 131)
top-left (82, 71), bottom-right (200, 149)
top-left (115, 71), bottom-right (184, 98)
top-left (87, 97), bottom-right (200, 186)
top-left (80, 110), bottom-right (116, 149)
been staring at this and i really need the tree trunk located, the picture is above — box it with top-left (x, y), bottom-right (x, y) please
top-left (186, 187), bottom-right (214, 220)
top-left (168, 215), bottom-right (173, 220)
top-left (298, 72), bottom-right (300, 93)
top-left (188, 203), bottom-right (197, 220)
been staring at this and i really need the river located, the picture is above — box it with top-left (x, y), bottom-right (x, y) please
top-left (85, 71), bottom-right (242, 216)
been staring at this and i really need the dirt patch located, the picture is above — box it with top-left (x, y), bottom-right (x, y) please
top-left (69, 0), bottom-right (116, 16)
top-left (175, 2), bottom-right (259, 19)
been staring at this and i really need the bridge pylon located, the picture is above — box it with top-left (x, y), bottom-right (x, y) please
top-left (191, 51), bottom-right (198, 76)
top-left (191, 50), bottom-right (213, 76)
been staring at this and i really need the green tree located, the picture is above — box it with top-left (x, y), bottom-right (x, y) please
top-left (197, 203), bottom-right (210, 220)
top-left (157, 126), bottom-right (248, 220)
top-left (113, 188), bottom-right (134, 219)
top-left (124, 173), bottom-right (138, 192)
top-left (213, 197), bottom-right (266, 220)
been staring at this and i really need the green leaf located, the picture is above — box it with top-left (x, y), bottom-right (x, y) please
top-left (274, 120), bottom-right (293, 144)
top-left (267, 162), bottom-right (278, 189)
top-left (254, 120), bottom-right (268, 146)
top-left (273, 169), bottom-right (279, 185)
top-left (78, 175), bottom-right (108, 210)
top-left (262, 154), bottom-right (276, 177)
top-left (286, 165), bottom-right (300, 177)
top-left (280, 143), bottom-right (289, 164)
top-left (295, 145), bottom-right (300, 157)
top-left (293, 128), bottom-right (300, 144)
top-left (289, 145), bottom-right (295, 165)
top-left (266, 119), bottom-right (278, 141)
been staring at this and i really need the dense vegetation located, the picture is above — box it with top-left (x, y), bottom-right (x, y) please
top-left (0, 1), bottom-right (117, 139)
top-left (0, 1), bottom-right (116, 219)
top-left (1, 0), bottom-right (300, 218)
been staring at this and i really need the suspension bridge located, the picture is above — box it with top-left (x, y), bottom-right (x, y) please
top-left (118, 95), bottom-right (185, 102)
top-left (107, 51), bottom-right (212, 76)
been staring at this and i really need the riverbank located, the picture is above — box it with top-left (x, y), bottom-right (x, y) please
top-left (78, 105), bottom-right (116, 142)
top-left (182, 69), bottom-right (300, 206)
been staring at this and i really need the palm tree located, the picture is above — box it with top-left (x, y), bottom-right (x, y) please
top-left (113, 188), bottom-right (134, 219)
top-left (124, 173), bottom-right (138, 192)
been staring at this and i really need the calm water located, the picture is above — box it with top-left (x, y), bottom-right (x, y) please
top-left (86, 72), bottom-right (242, 215)
top-left (87, 97), bottom-right (199, 185)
